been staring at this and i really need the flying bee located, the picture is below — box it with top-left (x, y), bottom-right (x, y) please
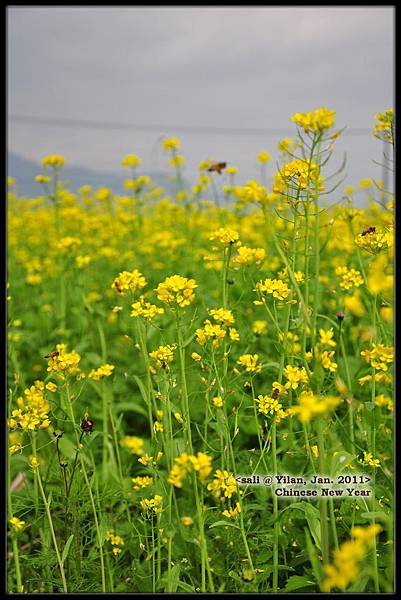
top-left (271, 388), bottom-right (280, 400)
top-left (44, 351), bottom-right (59, 359)
top-left (361, 226), bottom-right (376, 236)
top-left (207, 162), bottom-right (227, 174)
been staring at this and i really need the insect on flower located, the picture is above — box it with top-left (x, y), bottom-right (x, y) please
top-left (271, 388), bottom-right (280, 400)
top-left (207, 162), bottom-right (227, 174)
top-left (44, 351), bottom-right (60, 359)
top-left (361, 226), bottom-right (376, 236)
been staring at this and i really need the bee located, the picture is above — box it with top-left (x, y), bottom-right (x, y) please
top-left (271, 388), bottom-right (280, 400)
top-left (207, 162), bottom-right (227, 174)
top-left (114, 281), bottom-right (123, 294)
top-left (361, 226), bottom-right (376, 236)
top-left (44, 351), bottom-right (59, 359)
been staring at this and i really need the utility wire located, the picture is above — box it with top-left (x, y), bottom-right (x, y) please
top-left (9, 114), bottom-right (372, 137)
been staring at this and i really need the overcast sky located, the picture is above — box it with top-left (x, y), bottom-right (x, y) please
top-left (7, 6), bottom-right (394, 193)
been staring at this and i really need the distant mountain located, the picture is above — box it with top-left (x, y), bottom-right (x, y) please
top-left (7, 152), bottom-right (172, 197)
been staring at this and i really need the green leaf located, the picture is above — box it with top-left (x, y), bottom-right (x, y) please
top-left (133, 375), bottom-right (150, 409)
top-left (61, 534), bottom-right (74, 564)
top-left (284, 575), bottom-right (315, 592)
top-left (304, 528), bottom-right (323, 588)
top-left (209, 520), bottom-right (240, 530)
top-left (176, 581), bottom-right (195, 593)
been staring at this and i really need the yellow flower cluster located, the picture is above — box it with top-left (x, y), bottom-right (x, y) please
top-left (162, 137), bottom-right (180, 151)
top-left (208, 307), bottom-right (235, 326)
top-left (106, 530), bottom-right (125, 556)
top-left (319, 350), bottom-right (338, 372)
top-left (291, 107), bottom-right (336, 133)
top-left (155, 275), bottom-right (197, 308)
top-left (335, 266), bottom-right (364, 290)
top-left (140, 494), bottom-right (163, 514)
top-left (149, 344), bottom-right (176, 369)
top-left (373, 109), bottom-right (394, 142)
top-left (255, 395), bottom-right (289, 423)
top-left (361, 451), bottom-right (380, 468)
top-left (278, 159), bottom-right (324, 191)
top-left (168, 452), bottom-right (212, 488)
top-left (355, 228), bottom-right (392, 254)
top-left (45, 344), bottom-right (81, 377)
top-left (57, 236), bottom-right (82, 254)
top-left (9, 380), bottom-right (50, 431)
top-left (237, 354), bottom-right (262, 373)
top-left (289, 390), bottom-right (341, 423)
top-left (130, 295), bottom-right (164, 319)
top-left (111, 270), bottom-right (147, 296)
top-left (196, 316), bottom-right (239, 349)
top-left (255, 278), bottom-right (291, 301)
top-left (323, 525), bottom-right (382, 591)
top-left (89, 363), bottom-right (114, 380)
top-left (121, 153), bottom-right (142, 168)
top-left (209, 228), bottom-right (239, 245)
top-left (283, 365), bottom-right (309, 389)
top-left (42, 155), bottom-right (65, 169)
top-left (131, 475), bottom-right (153, 490)
top-left (235, 180), bottom-right (271, 206)
top-left (119, 435), bottom-right (144, 455)
top-left (222, 502), bottom-right (241, 520)
top-left (360, 343), bottom-right (393, 371)
top-left (207, 469), bottom-right (237, 500)
top-left (252, 320), bottom-right (268, 336)
top-left (375, 394), bottom-right (393, 412)
top-left (232, 246), bottom-right (266, 267)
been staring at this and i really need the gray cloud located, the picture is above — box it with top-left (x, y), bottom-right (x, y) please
top-left (7, 6), bottom-right (394, 192)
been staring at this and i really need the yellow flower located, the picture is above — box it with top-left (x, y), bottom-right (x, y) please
top-left (207, 469), bottom-right (237, 500)
top-left (237, 354), bottom-right (262, 374)
top-left (335, 266), bottom-right (364, 290)
top-left (130, 296), bottom-right (164, 319)
top-left (131, 476), bottom-right (153, 490)
top-left (45, 382), bottom-right (57, 392)
top-left (42, 155), bottom-right (65, 169)
top-left (289, 390), bottom-right (341, 423)
top-left (258, 151), bottom-right (271, 163)
top-left (121, 154), bottom-right (142, 168)
top-left (149, 345), bottom-right (176, 369)
top-left (180, 516), bottom-right (193, 526)
top-left (212, 396), bottom-right (223, 408)
top-left (232, 246), bottom-right (266, 266)
top-left (111, 270), bottom-right (147, 296)
top-left (119, 436), bottom-right (144, 455)
top-left (252, 320), bottom-right (268, 336)
top-left (209, 228), bottom-right (239, 245)
top-left (89, 364), bottom-right (115, 380)
top-left (323, 525), bottom-right (381, 591)
top-left (255, 278), bottom-right (290, 301)
top-left (319, 328), bottom-right (336, 347)
top-left (156, 275), bottom-right (197, 309)
top-left (162, 137), bottom-right (180, 151)
top-left (140, 494), bottom-right (163, 514)
top-left (283, 365), bottom-right (309, 389)
top-left (361, 451), bottom-right (380, 468)
top-left (222, 502), bottom-right (241, 519)
top-left (291, 107), bottom-right (336, 133)
top-left (10, 517), bottom-right (25, 532)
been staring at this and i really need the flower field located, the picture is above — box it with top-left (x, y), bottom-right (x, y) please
top-left (7, 108), bottom-right (394, 593)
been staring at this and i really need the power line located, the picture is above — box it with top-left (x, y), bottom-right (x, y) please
top-left (8, 114), bottom-right (372, 137)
